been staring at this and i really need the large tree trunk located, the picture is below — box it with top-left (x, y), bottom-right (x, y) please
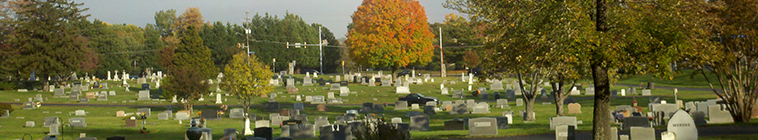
top-left (552, 82), bottom-right (566, 116)
top-left (591, 62), bottom-right (611, 140)
top-left (525, 97), bottom-right (536, 121)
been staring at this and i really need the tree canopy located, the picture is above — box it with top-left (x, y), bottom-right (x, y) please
top-left (346, 0), bottom-right (435, 74)
top-left (2, 0), bottom-right (91, 80)
top-left (221, 53), bottom-right (273, 117)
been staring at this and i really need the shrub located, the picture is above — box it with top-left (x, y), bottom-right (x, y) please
top-left (0, 103), bottom-right (14, 117)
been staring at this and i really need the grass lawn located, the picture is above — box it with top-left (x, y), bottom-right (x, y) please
top-left (0, 73), bottom-right (755, 140)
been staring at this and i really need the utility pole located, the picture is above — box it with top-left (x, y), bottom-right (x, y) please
top-left (245, 11), bottom-right (251, 55)
top-left (439, 27), bottom-right (446, 77)
top-left (319, 27), bottom-right (323, 74)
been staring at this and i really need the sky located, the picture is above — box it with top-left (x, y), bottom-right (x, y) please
top-left (74, 0), bottom-right (463, 38)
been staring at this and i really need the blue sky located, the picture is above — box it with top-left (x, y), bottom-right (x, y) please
top-left (75, 0), bottom-right (462, 38)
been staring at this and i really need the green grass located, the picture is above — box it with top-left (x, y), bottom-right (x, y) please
top-left (0, 73), bottom-right (755, 140)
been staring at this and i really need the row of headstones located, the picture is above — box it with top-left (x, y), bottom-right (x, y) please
top-left (29, 116), bottom-right (86, 136)
top-left (683, 98), bottom-right (751, 124)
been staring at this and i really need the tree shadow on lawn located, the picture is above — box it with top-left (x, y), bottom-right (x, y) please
top-left (47, 126), bottom-right (189, 140)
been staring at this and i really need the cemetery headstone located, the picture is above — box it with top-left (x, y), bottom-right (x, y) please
top-left (137, 108), bottom-right (151, 117)
top-left (69, 118), bottom-right (87, 127)
top-left (495, 117), bottom-right (510, 129)
top-left (138, 90), bottom-right (150, 101)
top-left (444, 120), bottom-right (466, 130)
top-left (314, 116), bottom-right (330, 127)
top-left (265, 102), bottom-right (280, 112)
top-left (630, 127), bottom-right (655, 140)
top-left (555, 125), bottom-right (576, 140)
top-left (202, 110), bottom-right (220, 120)
top-left (567, 103), bottom-right (582, 114)
top-left (254, 127), bottom-right (273, 140)
top-left (550, 116), bottom-right (578, 130)
top-left (641, 89), bottom-right (651, 96)
top-left (294, 103), bottom-right (305, 111)
top-left (468, 117), bottom-right (498, 136)
top-left (516, 98), bottom-right (524, 106)
top-left (472, 102), bottom-right (491, 114)
top-left (230, 108), bottom-right (245, 119)
top-left (667, 110), bottom-right (697, 140)
top-left (395, 101), bottom-right (409, 110)
top-left (410, 115), bottom-right (430, 131)
top-left (692, 111), bottom-right (706, 126)
top-left (707, 105), bottom-right (734, 124)
top-left (623, 116), bottom-right (651, 130)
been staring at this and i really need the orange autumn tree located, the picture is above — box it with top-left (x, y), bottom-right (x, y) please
top-left (346, 0), bottom-right (434, 76)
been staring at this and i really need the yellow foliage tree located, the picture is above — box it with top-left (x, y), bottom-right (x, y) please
top-left (221, 53), bottom-right (273, 117)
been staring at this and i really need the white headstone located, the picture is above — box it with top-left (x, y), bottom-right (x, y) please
top-left (667, 110), bottom-right (697, 140)
top-left (215, 93), bottom-right (222, 104)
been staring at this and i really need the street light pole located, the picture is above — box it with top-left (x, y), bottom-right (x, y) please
top-left (319, 27), bottom-right (323, 74)
top-left (439, 27), bottom-right (446, 77)
top-left (245, 11), bottom-right (251, 55)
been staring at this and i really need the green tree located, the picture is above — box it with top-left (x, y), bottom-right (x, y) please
top-left (346, 0), bottom-right (435, 76)
top-left (683, 0), bottom-right (758, 123)
top-left (245, 13), bottom-right (328, 73)
top-left (172, 25), bottom-right (217, 79)
top-left (3, 0), bottom-right (91, 88)
top-left (138, 24), bottom-right (164, 72)
top-left (221, 53), bottom-right (273, 121)
top-left (154, 9), bottom-right (177, 37)
top-left (167, 25), bottom-right (216, 111)
top-left (200, 22), bottom-right (243, 72)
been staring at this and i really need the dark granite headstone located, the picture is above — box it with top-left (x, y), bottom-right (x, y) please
top-left (444, 120), bottom-right (465, 130)
top-left (254, 127), bottom-right (273, 140)
top-left (481, 93), bottom-right (489, 100)
top-left (622, 116), bottom-right (651, 130)
top-left (363, 102), bottom-right (374, 109)
top-left (612, 90), bottom-right (618, 96)
top-left (395, 123), bottom-right (411, 139)
top-left (410, 115), bottom-right (430, 131)
top-left (106, 136), bottom-right (126, 140)
top-left (423, 105), bottom-right (436, 115)
top-left (265, 102), bottom-right (279, 112)
top-left (496, 117), bottom-right (510, 129)
top-left (142, 84), bottom-right (150, 90)
top-left (318, 79), bottom-right (326, 86)
top-left (692, 111), bottom-right (707, 126)
top-left (373, 105), bottom-right (385, 112)
top-left (505, 90), bottom-right (515, 98)
top-left (289, 124), bottom-right (316, 138)
top-left (359, 107), bottom-right (371, 113)
top-left (340, 81), bottom-right (348, 86)
top-left (493, 92), bottom-right (501, 99)
top-left (201, 110), bottom-right (219, 120)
